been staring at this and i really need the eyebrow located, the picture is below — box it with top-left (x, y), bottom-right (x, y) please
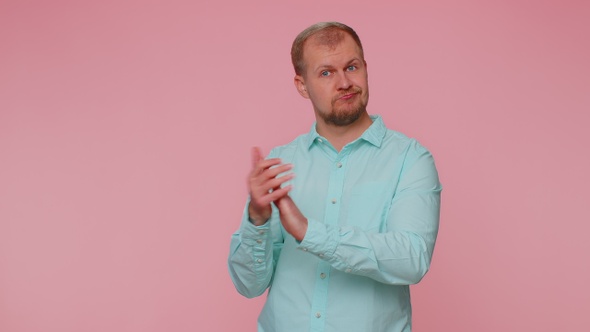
top-left (314, 58), bottom-right (361, 72)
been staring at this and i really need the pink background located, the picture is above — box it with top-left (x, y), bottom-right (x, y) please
top-left (1, 1), bottom-right (589, 331)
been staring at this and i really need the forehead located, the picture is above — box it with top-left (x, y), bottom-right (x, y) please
top-left (303, 33), bottom-right (362, 67)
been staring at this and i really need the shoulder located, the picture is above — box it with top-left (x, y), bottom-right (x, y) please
top-left (267, 132), bottom-right (310, 159)
top-left (381, 128), bottom-right (432, 159)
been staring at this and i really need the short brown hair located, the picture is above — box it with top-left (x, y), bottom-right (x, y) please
top-left (291, 22), bottom-right (364, 76)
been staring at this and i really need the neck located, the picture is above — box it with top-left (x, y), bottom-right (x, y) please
top-left (315, 112), bottom-right (373, 152)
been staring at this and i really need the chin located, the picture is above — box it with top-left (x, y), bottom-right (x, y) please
top-left (324, 106), bottom-right (366, 126)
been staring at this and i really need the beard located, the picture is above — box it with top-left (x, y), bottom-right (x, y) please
top-left (318, 87), bottom-right (368, 127)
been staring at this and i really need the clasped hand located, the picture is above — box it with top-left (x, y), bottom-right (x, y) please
top-left (247, 147), bottom-right (308, 241)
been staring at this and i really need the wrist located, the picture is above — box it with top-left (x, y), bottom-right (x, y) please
top-left (293, 219), bottom-right (308, 242)
top-left (248, 215), bottom-right (268, 226)
top-left (248, 204), bottom-right (270, 226)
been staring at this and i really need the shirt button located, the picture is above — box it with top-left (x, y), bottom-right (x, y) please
top-left (315, 312), bottom-right (321, 318)
top-left (318, 138), bottom-right (323, 143)
top-left (331, 199), bottom-right (337, 204)
top-left (256, 259), bottom-right (263, 263)
top-left (301, 247), bottom-right (308, 251)
top-left (318, 253), bottom-right (324, 258)
top-left (336, 162), bottom-right (342, 168)
top-left (320, 273), bottom-right (326, 279)
top-left (256, 239), bottom-right (262, 244)
top-left (258, 230), bottom-right (265, 235)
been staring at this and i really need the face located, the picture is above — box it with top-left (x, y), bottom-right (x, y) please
top-left (295, 33), bottom-right (369, 127)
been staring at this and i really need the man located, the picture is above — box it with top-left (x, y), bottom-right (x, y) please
top-left (228, 22), bottom-right (441, 332)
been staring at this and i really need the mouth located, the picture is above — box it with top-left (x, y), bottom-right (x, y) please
top-left (340, 93), bottom-right (357, 100)
top-left (335, 90), bottom-right (360, 103)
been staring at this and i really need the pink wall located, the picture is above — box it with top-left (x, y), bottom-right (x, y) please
top-left (1, 1), bottom-right (589, 331)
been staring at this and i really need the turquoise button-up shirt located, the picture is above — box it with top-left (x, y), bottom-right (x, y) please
top-left (229, 115), bottom-right (441, 332)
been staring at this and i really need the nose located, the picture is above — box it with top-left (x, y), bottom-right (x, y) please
top-left (337, 71), bottom-right (352, 90)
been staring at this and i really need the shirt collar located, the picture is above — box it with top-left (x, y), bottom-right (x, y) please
top-left (306, 115), bottom-right (386, 149)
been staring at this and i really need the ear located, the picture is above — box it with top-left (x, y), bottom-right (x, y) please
top-left (294, 75), bottom-right (309, 99)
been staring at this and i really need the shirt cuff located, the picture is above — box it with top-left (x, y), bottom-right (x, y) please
top-left (240, 214), bottom-right (271, 238)
top-left (297, 218), bottom-right (338, 260)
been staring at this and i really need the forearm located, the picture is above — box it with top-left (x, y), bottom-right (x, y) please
top-left (296, 218), bottom-right (436, 285)
top-left (228, 205), bottom-right (283, 298)
top-left (297, 179), bottom-right (441, 285)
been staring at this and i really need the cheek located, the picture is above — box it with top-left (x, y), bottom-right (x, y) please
top-left (310, 86), bottom-right (331, 102)
top-left (354, 76), bottom-right (368, 88)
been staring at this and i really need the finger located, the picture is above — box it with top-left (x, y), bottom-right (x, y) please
top-left (266, 185), bottom-right (292, 202)
top-left (249, 161), bottom-right (284, 190)
top-left (251, 172), bottom-right (294, 199)
top-left (251, 148), bottom-right (285, 172)
top-left (249, 159), bottom-right (282, 183)
top-left (251, 147), bottom-right (263, 168)
top-left (256, 158), bottom-right (283, 172)
top-left (260, 163), bottom-right (293, 180)
top-left (268, 173), bottom-right (295, 191)
top-left (251, 185), bottom-right (290, 208)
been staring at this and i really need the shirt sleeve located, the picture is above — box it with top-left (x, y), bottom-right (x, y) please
top-left (228, 201), bottom-right (285, 298)
top-left (297, 140), bottom-right (442, 285)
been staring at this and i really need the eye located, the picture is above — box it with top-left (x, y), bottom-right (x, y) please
top-left (320, 70), bottom-right (331, 77)
top-left (346, 65), bottom-right (357, 71)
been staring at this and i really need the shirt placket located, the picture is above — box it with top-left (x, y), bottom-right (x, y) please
top-left (309, 149), bottom-right (349, 332)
